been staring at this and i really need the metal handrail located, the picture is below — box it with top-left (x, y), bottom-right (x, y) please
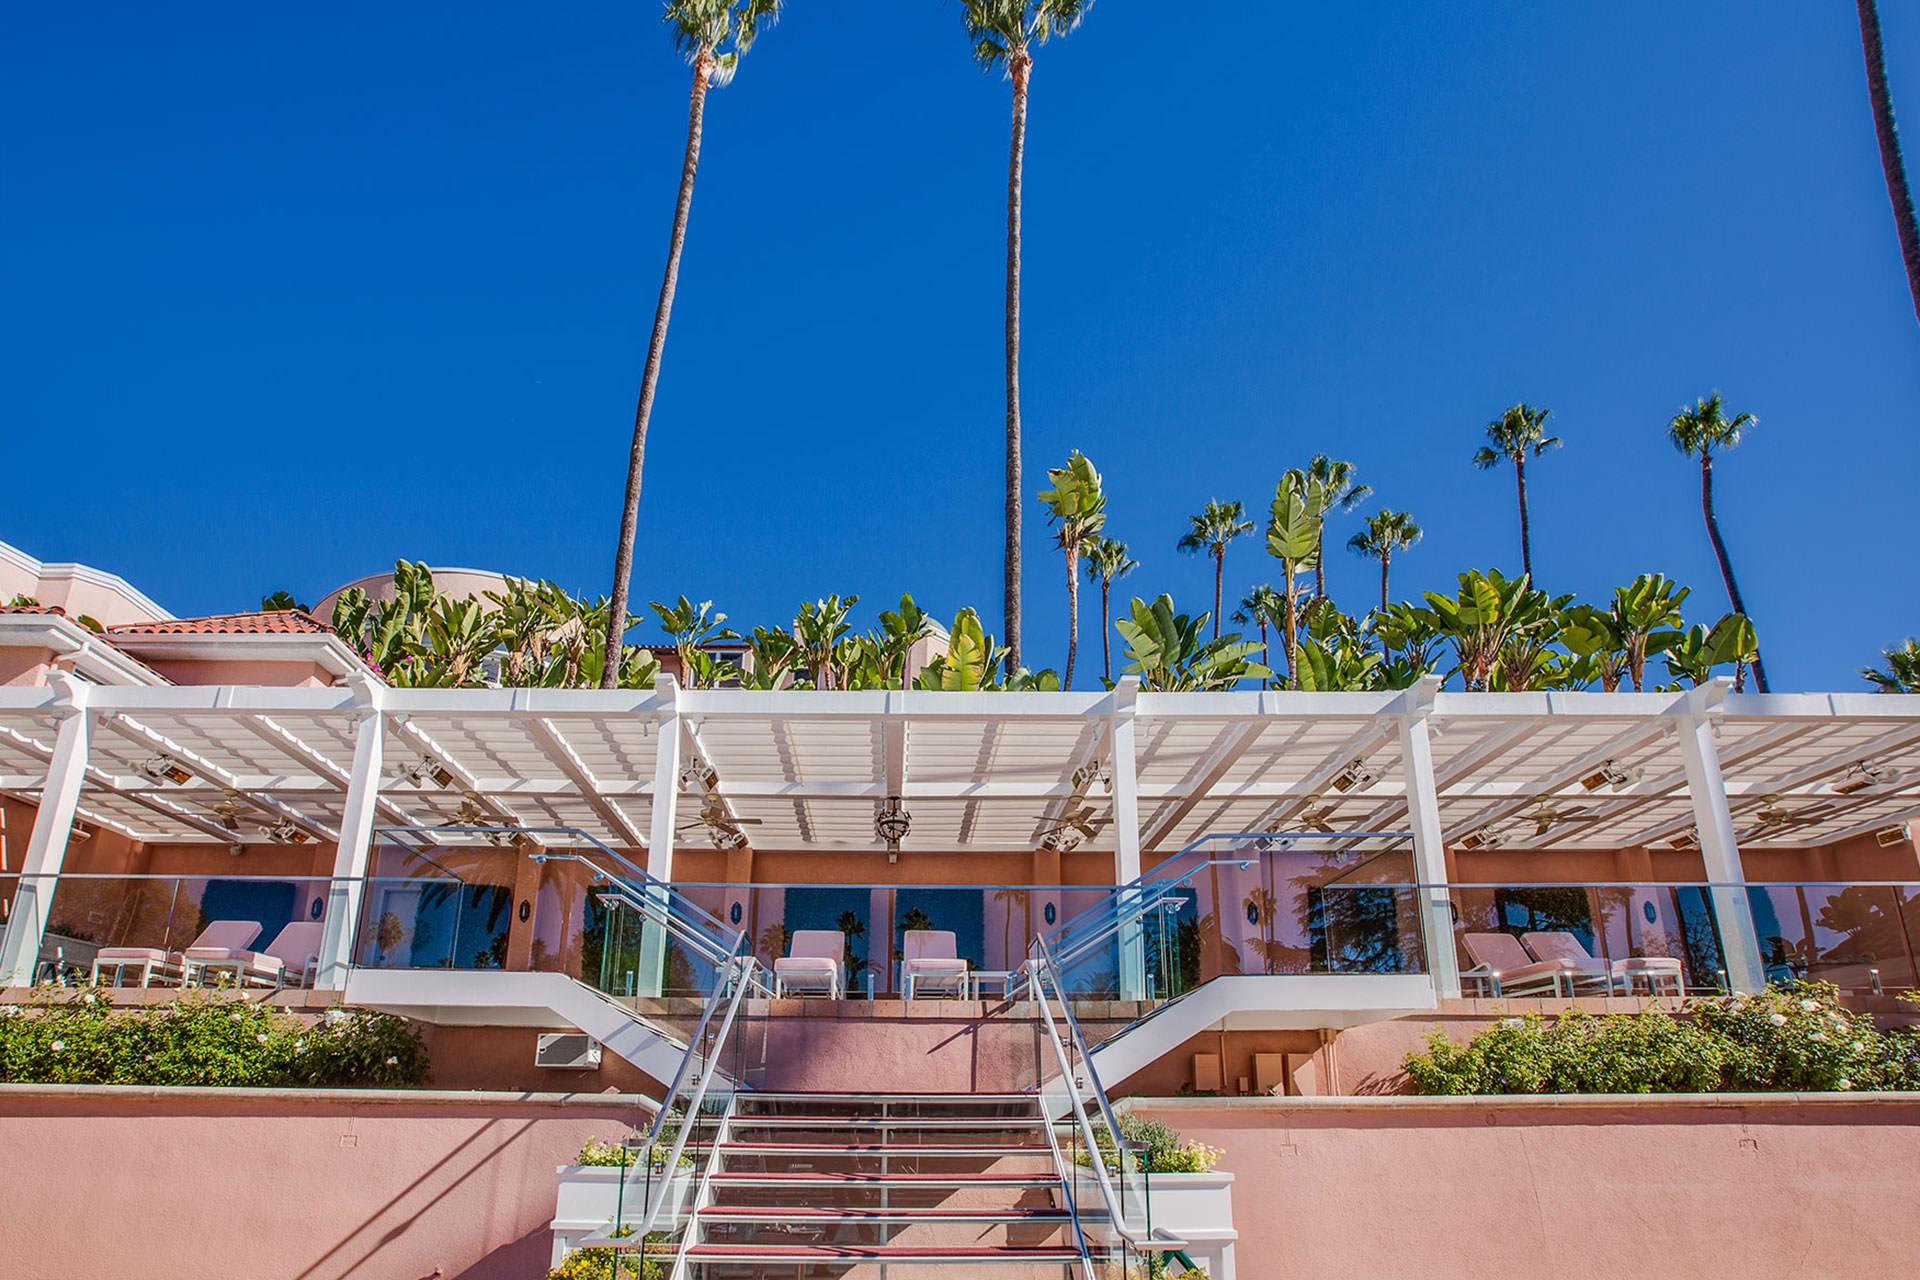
top-left (630, 954), bottom-right (759, 1242)
top-left (1029, 933), bottom-right (1184, 1263)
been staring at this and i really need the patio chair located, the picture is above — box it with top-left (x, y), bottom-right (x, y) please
top-left (1459, 931), bottom-right (1601, 998)
top-left (1516, 931), bottom-right (1617, 995)
top-left (90, 920), bottom-right (263, 988)
top-left (900, 930), bottom-right (969, 999)
top-left (185, 921), bottom-right (326, 989)
top-left (773, 930), bottom-right (844, 999)
top-left (1522, 929), bottom-right (1683, 997)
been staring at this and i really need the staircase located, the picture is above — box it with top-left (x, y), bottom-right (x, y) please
top-left (675, 1091), bottom-right (1092, 1277)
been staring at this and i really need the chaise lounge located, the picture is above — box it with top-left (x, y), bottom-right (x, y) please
top-left (773, 930), bottom-right (845, 999)
top-left (90, 920), bottom-right (263, 988)
top-left (1459, 931), bottom-right (1610, 998)
top-left (185, 920), bottom-right (326, 989)
top-left (900, 929), bottom-right (969, 999)
top-left (1523, 929), bottom-right (1684, 996)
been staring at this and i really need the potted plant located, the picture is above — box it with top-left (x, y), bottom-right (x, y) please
top-left (1074, 1114), bottom-right (1236, 1279)
top-left (551, 1137), bottom-right (696, 1267)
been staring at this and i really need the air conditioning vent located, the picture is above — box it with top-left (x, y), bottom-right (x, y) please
top-left (536, 1033), bottom-right (603, 1070)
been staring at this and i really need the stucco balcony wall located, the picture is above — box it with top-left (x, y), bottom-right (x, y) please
top-left (1131, 1092), bottom-right (1920, 1280)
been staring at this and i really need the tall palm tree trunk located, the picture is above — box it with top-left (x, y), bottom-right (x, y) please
top-left (1700, 455), bottom-right (1771, 692)
top-left (1379, 554), bottom-right (1391, 614)
top-left (1282, 580), bottom-right (1300, 692)
top-left (1102, 580), bottom-right (1120, 684)
top-left (1064, 546), bottom-right (1080, 690)
top-left (1256, 618), bottom-right (1270, 690)
top-left (1858, 0), bottom-right (1920, 326)
top-left (601, 57), bottom-right (714, 686)
top-left (1002, 53), bottom-right (1031, 678)
top-left (1514, 458), bottom-right (1533, 580)
top-left (1211, 547), bottom-right (1224, 640)
top-left (1313, 529), bottom-right (1326, 600)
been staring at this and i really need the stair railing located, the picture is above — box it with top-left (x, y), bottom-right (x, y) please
top-left (1029, 934), bottom-right (1188, 1275)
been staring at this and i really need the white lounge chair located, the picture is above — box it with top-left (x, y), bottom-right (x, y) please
top-left (1459, 931), bottom-right (1605, 998)
top-left (900, 929), bottom-right (969, 999)
top-left (186, 921), bottom-right (325, 989)
top-left (1523, 929), bottom-right (1683, 996)
top-left (773, 930), bottom-right (844, 998)
top-left (91, 920), bottom-right (263, 988)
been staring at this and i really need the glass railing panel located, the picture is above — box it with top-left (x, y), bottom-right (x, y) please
top-left (15, 873), bottom-right (332, 983)
top-left (1745, 883), bottom-right (1920, 993)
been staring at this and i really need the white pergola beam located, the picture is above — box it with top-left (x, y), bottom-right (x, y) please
top-left (316, 688), bottom-right (386, 989)
top-left (101, 713), bottom-right (340, 843)
top-left (1140, 720), bottom-right (1269, 851)
top-left (527, 717), bottom-right (648, 849)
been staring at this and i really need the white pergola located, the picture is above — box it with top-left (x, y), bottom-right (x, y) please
top-left (2, 674), bottom-right (1918, 993)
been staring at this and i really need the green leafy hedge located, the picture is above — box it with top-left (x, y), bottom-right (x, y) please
top-left (1406, 984), bottom-right (1920, 1095)
top-left (0, 988), bottom-right (428, 1088)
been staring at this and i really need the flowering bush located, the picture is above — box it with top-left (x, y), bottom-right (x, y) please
top-left (1078, 1113), bottom-right (1224, 1174)
top-left (0, 988), bottom-right (428, 1088)
top-left (575, 1136), bottom-right (693, 1170)
top-left (547, 1236), bottom-right (666, 1279)
top-left (1406, 983), bottom-right (1920, 1095)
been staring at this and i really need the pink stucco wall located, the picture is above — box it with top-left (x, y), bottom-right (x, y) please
top-left (0, 1086), bottom-right (649, 1280)
top-left (1134, 1093), bottom-right (1920, 1280)
top-left (4, 1086), bottom-right (1916, 1280)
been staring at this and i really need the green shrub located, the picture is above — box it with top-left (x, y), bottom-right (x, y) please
top-left (0, 988), bottom-right (428, 1088)
top-left (548, 1236), bottom-right (667, 1280)
top-left (1078, 1112), bottom-right (1224, 1174)
top-left (576, 1136), bottom-right (694, 1170)
top-left (1405, 983), bottom-right (1920, 1095)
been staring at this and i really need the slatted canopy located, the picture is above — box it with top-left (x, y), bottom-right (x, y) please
top-left (1, 683), bottom-right (1917, 860)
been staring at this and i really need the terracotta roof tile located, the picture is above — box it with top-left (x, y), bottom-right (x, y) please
top-left (0, 604), bottom-right (68, 616)
top-left (109, 610), bottom-right (334, 637)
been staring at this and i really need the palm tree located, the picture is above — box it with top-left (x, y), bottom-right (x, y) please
top-left (1472, 403), bottom-right (1560, 580)
top-left (1177, 500), bottom-right (1256, 640)
top-left (1347, 510), bottom-right (1422, 613)
top-left (1668, 395), bottom-right (1770, 692)
top-left (1082, 535), bottom-right (1137, 684)
top-left (1857, 0), bottom-right (1920, 326)
top-left (1304, 456), bottom-right (1371, 598)
top-left (1234, 585), bottom-right (1285, 687)
top-left (1038, 452), bottom-right (1106, 689)
top-left (600, 0), bottom-right (784, 687)
top-left (959, 0), bottom-right (1097, 677)
top-left (1863, 638), bottom-right (1920, 693)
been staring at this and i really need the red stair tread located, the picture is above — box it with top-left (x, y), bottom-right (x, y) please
top-left (686, 1244), bottom-right (1082, 1260)
top-left (700, 1206), bottom-right (1069, 1219)
top-left (711, 1170), bottom-right (1057, 1183)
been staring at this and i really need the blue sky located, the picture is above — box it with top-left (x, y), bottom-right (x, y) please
top-left (4, 2), bottom-right (1916, 691)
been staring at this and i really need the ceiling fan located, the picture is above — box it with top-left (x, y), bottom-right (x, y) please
top-left (1741, 794), bottom-right (1837, 841)
top-left (1527, 798), bottom-right (1603, 837)
top-left (677, 792), bottom-right (760, 847)
top-left (1295, 795), bottom-right (1338, 835)
top-left (1035, 797), bottom-right (1109, 850)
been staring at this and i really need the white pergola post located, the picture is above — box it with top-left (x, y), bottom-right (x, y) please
top-left (315, 683), bottom-right (385, 990)
top-left (0, 678), bottom-right (91, 986)
top-left (1397, 678), bottom-right (1460, 999)
top-left (1675, 684), bottom-right (1767, 994)
top-left (638, 675), bottom-right (681, 997)
top-left (1109, 678), bottom-right (1146, 999)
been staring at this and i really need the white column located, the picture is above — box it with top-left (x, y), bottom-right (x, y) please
top-left (1109, 678), bottom-right (1146, 999)
top-left (0, 679), bottom-right (91, 986)
top-left (1398, 698), bottom-right (1461, 999)
top-left (315, 683), bottom-right (385, 990)
top-left (1675, 692), bottom-right (1767, 993)
top-left (638, 676), bottom-right (681, 996)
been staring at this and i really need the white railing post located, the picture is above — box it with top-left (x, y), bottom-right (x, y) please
top-left (0, 677), bottom-right (91, 986)
top-left (1674, 682), bottom-right (1768, 994)
top-left (1397, 677), bottom-right (1459, 998)
top-left (1109, 679), bottom-right (1146, 1000)
top-left (315, 680), bottom-right (385, 990)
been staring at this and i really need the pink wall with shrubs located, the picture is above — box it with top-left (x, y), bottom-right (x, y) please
top-left (1134, 1093), bottom-right (1920, 1280)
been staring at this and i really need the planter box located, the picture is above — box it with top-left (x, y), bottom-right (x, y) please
top-left (550, 1165), bottom-right (694, 1265)
top-left (1077, 1171), bottom-right (1237, 1280)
